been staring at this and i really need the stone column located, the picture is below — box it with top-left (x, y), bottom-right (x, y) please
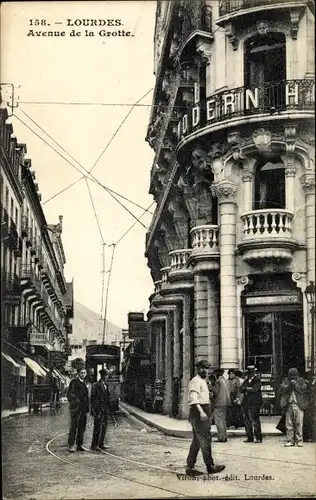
top-left (163, 311), bottom-right (174, 415)
top-left (173, 305), bottom-right (180, 378)
top-left (194, 274), bottom-right (209, 360)
top-left (301, 174), bottom-right (315, 282)
top-left (179, 294), bottom-right (192, 420)
top-left (242, 172), bottom-right (253, 212)
top-left (211, 180), bottom-right (239, 369)
top-left (300, 174), bottom-right (315, 371)
top-left (285, 164), bottom-right (296, 212)
top-left (207, 275), bottom-right (220, 367)
top-left (236, 276), bottom-right (250, 369)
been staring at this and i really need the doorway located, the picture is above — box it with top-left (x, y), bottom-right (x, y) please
top-left (244, 33), bottom-right (286, 111)
top-left (245, 308), bottom-right (305, 377)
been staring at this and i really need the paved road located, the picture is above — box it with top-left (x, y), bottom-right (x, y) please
top-left (2, 405), bottom-right (315, 499)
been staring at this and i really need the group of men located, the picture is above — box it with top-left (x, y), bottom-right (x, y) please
top-left (186, 360), bottom-right (313, 476)
top-left (67, 366), bottom-right (111, 453)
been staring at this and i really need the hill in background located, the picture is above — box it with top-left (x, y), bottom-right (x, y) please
top-left (72, 301), bottom-right (122, 345)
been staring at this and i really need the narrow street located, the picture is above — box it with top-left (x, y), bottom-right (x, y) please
top-left (2, 406), bottom-right (315, 499)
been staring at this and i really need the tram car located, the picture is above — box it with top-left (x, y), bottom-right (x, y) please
top-left (86, 344), bottom-right (121, 412)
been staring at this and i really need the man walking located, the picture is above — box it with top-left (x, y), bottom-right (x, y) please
top-left (67, 367), bottom-right (89, 452)
top-left (240, 365), bottom-right (263, 443)
top-left (91, 368), bottom-right (111, 450)
top-left (186, 360), bottom-right (225, 476)
top-left (279, 367), bottom-right (308, 447)
top-left (213, 368), bottom-right (231, 442)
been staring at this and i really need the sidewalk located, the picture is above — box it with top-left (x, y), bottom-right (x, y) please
top-left (1, 406), bottom-right (29, 419)
top-left (120, 402), bottom-right (282, 438)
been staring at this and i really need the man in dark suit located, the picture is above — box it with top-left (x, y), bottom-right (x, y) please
top-left (240, 365), bottom-right (263, 443)
top-left (91, 368), bottom-right (111, 451)
top-left (67, 367), bottom-right (89, 452)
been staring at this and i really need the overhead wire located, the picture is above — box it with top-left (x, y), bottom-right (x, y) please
top-left (102, 243), bottom-right (116, 344)
top-left (17, 107), bottom-right (153, 215)
top-left (14, 113), bottom-right (150, 227)
top-left (115, 201), bottom-right (155, 246)
top-left (88, 87), bottom-right (153, 175)
top-left (100, 243), bottom-right (107, 321)
top-left (85, 178), bottom-right (105, 244)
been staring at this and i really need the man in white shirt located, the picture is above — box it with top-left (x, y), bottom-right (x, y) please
top-left (186, 360), bottom-right (225, 476)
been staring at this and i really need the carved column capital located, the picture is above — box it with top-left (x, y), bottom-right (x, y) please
top-left (211, 180), bottom-right (239, 204)
top-left (242, 171), bottom-right (253, 182)
top-left (285, 167), bottom-right (296, 178)
top-left (300, 174), bottom-right (316, 195)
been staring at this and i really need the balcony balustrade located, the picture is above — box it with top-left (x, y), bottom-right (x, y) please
top-left (189, 225), bottom-right (220, 272)
top-left (168, 249), bottom-right (193, 282)
top-left (239, 208), bottom-right (297, 262)
top-left (154, 280), bottom-right (162, 294)
top-left (161, 267), bottom-right (171, 286)
top-left (1, 205), bottom-right (9, 236)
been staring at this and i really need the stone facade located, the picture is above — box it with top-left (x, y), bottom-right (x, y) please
top-left (145, 0), bottom-right (315, 418)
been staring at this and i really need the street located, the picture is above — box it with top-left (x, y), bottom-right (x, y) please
top-left (2, 405), bottom-right (315, 499)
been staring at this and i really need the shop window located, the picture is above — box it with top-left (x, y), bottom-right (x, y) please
top-left (254, 158), bottom-right (285, 210)
top-left (244, 33), bottom-right (286, 111)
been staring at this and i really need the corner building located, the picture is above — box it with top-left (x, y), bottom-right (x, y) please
top-left (145, 0), bottom-right (315, 419)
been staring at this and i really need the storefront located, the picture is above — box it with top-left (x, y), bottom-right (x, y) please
top-left (241, 274), bottom-right (305, 414)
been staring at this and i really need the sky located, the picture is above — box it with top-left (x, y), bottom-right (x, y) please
top-left (1, 0), bottom-right (157, 329)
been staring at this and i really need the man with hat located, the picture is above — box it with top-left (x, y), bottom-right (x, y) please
top-left (186, 360), bottom-right (225, 476)
top-left (240, 365), bottom-right (263, 443)
top-left (90, 368), bottom-right (111, 451)
top-left (279, 367), bottom-right (308, 447)
top-left (67, 366), bottom-right (89, 452)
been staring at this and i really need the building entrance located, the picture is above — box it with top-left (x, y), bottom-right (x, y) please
top-left (245, 308), bottom-right (305, 377)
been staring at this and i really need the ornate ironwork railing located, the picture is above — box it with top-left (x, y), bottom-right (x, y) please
top-left (219, 0), bottom-right (291, 17)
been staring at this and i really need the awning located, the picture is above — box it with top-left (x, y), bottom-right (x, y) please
top-left (2, 352), bottom-right (21, 369)
top-left (24, 357), bottom-right (47, 377)
top-left (53, 369), bottom-right (66, 383)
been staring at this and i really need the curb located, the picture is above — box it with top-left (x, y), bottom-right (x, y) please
top-left (119, 402), bottom-right (283, 439)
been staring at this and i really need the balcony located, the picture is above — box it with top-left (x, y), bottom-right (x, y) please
top-left (154, 280), bottom-right (162, 294)
top-left (1, 204), bottom-right (9, 238)
top-left (2, 272), bottom-right (21, 306)
top-left (189, 225), bottom-right (220, 272)
top-left (30, 237), bottom-right (37, 256)
top-left (218, 0), bottom-right (308, 17)
top-left (20, 265), bottom-right (43, 299)
top-left (21, 215), bottom-right (29, 238)
top-left (161, 267), bottom-right (171, 287)
top-left (14, 236), bottom-right (23, 258)
top-left (168, 249), bottom-right (193, 282)
top-left (239, 209), bottom-right (297, 263)
top-left (177, 3), bottom-right (213, 57)
top-left (177, 79), bottom-right (315, 142)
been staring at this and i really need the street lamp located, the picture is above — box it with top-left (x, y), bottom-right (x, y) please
top-left (305, 281), bottom-right (316, 374)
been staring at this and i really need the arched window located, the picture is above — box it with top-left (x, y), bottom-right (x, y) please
top-left (254, 158), bottom-right (285, 210)
top-left (245, 33), bottom-right (286, 111)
